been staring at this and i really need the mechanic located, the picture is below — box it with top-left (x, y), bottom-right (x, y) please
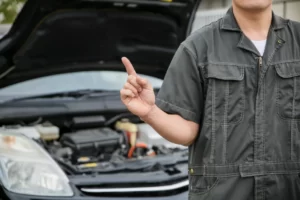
top-left (120, 0), bottom-right (300, 199)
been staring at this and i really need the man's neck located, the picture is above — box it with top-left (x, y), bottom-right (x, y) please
top-left (232, 4), bottom-right (272, 40)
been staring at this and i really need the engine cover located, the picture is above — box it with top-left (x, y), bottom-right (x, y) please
top-left (60, 128), bottom-right (120, 161)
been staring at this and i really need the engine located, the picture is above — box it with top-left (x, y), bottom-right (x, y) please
top-left (60, 128), bottom-right (121, 164)
top-left (1, 118), bottom-right (187, 174)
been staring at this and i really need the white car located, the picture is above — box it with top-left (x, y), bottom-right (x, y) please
top-left (0, 0), bottom-right (200, 199)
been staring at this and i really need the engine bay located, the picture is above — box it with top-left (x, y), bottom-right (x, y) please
top-left (0, 114), bottom-right (187, 175)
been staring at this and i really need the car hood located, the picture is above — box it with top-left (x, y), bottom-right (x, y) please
top-left (0, 0), bottom-right (201, 88)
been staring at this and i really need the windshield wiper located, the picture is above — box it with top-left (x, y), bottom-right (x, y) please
top-left (1, 89), bottom-right (117, 104)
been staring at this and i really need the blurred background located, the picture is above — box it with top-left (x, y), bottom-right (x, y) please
top-left (0, 1), bottom-right (298, 199)
top-left (0, 0), bottom-right (299, 37)
top-left (0, 0), bottom-right (24, 36)
top-left (193, 0), bottom-right (300, 31)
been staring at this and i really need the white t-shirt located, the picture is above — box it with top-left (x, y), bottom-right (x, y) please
top-left (251, 40), bottom-right (267, 56)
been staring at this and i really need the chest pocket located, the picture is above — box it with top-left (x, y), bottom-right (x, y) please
top-left (203, 64), bottom-right (245, 125)
top-left (275, 61), bottom-right (300, 120)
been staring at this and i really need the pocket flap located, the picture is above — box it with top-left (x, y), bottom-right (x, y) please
top-left (275, 62), bottom-right (300, 78)
top-left (206, 64), bottom-right (244, 81)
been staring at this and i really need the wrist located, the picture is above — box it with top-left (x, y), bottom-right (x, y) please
top-left (140, 104), bottom-right (159, 122)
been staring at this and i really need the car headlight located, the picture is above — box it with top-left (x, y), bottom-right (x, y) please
top-left (0, 131), bottom-right (73, 196)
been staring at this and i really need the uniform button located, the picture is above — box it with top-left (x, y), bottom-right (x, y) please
top-left (190, 168), bottom-right (194, 174)
top-left (278, 39), bottom-right (282, 44)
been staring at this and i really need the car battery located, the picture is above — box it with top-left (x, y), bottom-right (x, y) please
top-left (60, 128), bottom-right (120, 161)
top-left (136, 123), bottom-right (187, 149)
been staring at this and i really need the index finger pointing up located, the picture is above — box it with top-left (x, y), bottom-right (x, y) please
top-left (122, 57), bottom-right (137, 76)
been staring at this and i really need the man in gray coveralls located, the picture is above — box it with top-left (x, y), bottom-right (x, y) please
top-left (120, 0), bottom-right (300, 199)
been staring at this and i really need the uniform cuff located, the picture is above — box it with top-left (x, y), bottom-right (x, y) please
top-left (156, 98), bottom-right (199, 123)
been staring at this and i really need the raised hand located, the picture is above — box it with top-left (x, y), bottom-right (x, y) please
top-left (120, 57), bottom-right (155, 118)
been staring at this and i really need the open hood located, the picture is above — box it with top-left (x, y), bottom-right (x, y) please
top-left (0, 0), bottom-right (201, 88)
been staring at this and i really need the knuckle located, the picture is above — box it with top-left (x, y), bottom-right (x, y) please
top-left (128, 75), bottom-right (135, 81)
top-left (129, 80), bottom-right (137, 86)
top-left (128, 78), bottom-right (133, 83)
top-left (132, 77), bottom-right (137, 82)
top-left (126, 83), bottom-right (135, 91)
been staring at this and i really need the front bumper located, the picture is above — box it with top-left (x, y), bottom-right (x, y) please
top-left (2, 187), bottom-right (188, 200)
top-left (2, 155), bottom-right (190, 200)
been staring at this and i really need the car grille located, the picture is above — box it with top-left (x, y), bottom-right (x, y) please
top-left (78, 179), bottom-right (189, 197)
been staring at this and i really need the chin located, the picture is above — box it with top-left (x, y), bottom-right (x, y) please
top-left (233, 0), bottom-right (272, 11)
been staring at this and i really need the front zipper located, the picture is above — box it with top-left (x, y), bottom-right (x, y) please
top-left (258, 56), bottom-right (263, 73)
top-left (257, 56), bottom-right (263, 87)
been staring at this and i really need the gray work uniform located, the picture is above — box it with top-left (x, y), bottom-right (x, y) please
top-left (156, 7), bottom-right (300, 200)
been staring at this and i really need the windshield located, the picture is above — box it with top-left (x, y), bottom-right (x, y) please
top-left (0, 71), bottom-right (163, 100)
